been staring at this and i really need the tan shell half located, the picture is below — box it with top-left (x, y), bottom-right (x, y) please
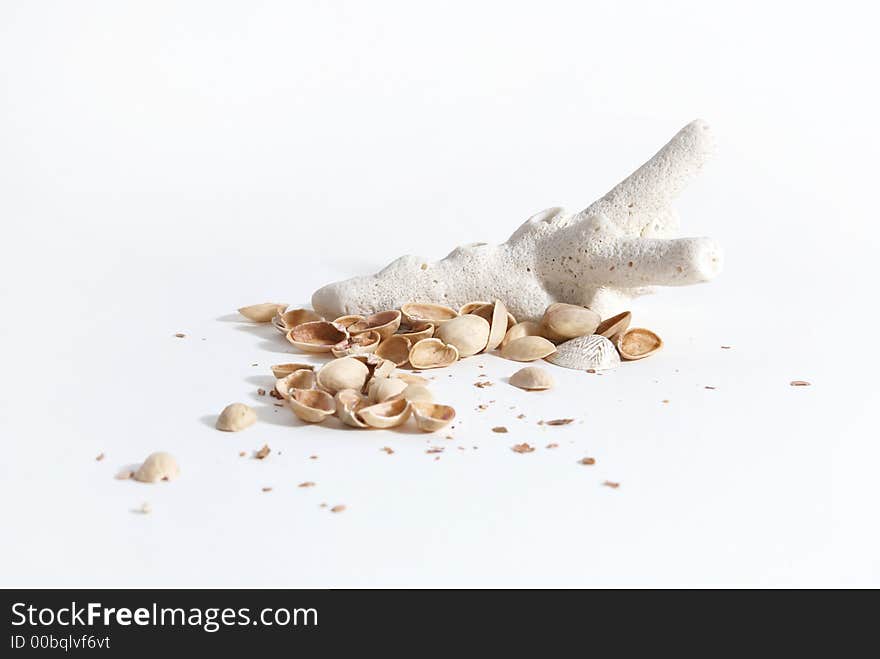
top-left (395, 322), bottom-right (435, 344)
top-left (368, 376), bottom-right (408, 403)
top-left (270, 363), bottom-right (314, 379)
top-left (411, 402), bottom-right (455, 432)
top-left (400, 302), bottom-right (458, 326)
top-left (359, 398), bottom-right (411, 429)
top-left (375, 335), bottom-right (412, 366)
top-left (399, 383), bottom-right (433, 403)
top-left (287, 321), bottom-right (348, 353)
top-left (275, 369), bottom-right (317, 399)
top-left (596, 311), bottom-right (632, 342)
top-left (316, 357), bottom-right (370, 395)
top-left (331, 330), bottom-right (380, 358)
top-left (335, 389), bottom-right (370, 428)
top-left (238, 303), bottom-right (287, 323)
top-left (500, 320), bottom-right (542, 348)
top-left (216, 402), bottom-right (257, 431)
top-left (133, 451), bottom-right (180, 483)
top-left (546, 334), bottom-right (620, 371)
top-left (289, 388), bottom-right (336, 423)
top-left (333, 314), bottom-right (366, 329)
top-left (409, 338), bottom-right (459, 369)
top-left (273, 308), bottom-right (323, 333)
top-left (485, 300), bottom-right (510, 352)
top-left (500, 336), bottom-right (557, 362)
top-left (435, 314), bottom-right (490, 358)
top-left (459, 301), bottom-right (490, 316)
top-left (509, 366), bottom-right (554, 391)
top-left (348, 310), bottom-right (402, 341)
top-left (617, 328), bottom-right (663, 360)
top-left (540, 303), bottom-right (601, 343)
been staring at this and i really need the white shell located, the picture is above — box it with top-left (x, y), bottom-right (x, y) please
top-left (545, 334), bottom-right (620, 371)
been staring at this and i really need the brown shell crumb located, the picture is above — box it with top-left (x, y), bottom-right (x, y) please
top-left (298, 481), bottom-right (316, 488)
top-left (330, 505), bottom-right (346, 513)
top-left (492, 426), bottom-right (508, 433)
top-left (255, 444), bottom-right (270, 460)
top-left (790, 380), bottom-right (811, 387)
top-left (579, 457), bottom-right (596, 465)
top-left (546, 418), bottom-right (574, 426)
top-left (512, 443), bottom-right (535, 453)
top-left (309, 455), bottom-right (318, 460)
top-left (270, 388), bottom-right (284, 400)
top-left (381, 447), bottom-right (394, 455)
top-left (602, 480), bottom-right (620, 489)
top-left (238, 451), bottom-right (246, 457)
top-left (95, 453), bottom-right (105, 461)
top-left (704, 385), bottom-right (716, 390)
top-left (474, 381), bottom-right (494, 388)
top-left (257, 388), bottom-right (266, 396)
top-left (546, 443), bottom-right (559, 449)
top-left (174, 333), bottom-right (186, 338)
top-left (262, 487), bottom-right (273, 492)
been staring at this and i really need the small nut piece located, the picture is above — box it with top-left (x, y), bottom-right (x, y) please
top-left (408, 338), bottom-right (459, 369)
top-left (348, 311), bottom-right (402, 341)
top-left (289, 389), bottom-right (336, 423)
top-left (435, 314), bottom-right (490, 358)
top-left (359, 398), bottom-right (411, 429)
top-left (500, 335), bottom-right (557, 362)
top-left (238, 303), bottom-right (287, 323)
top-left (133, 452), bottom-right (180, 483)
top-left (617, 328), bottom-right (663, 360)
top-left (216, 403), bottom-right (257, 431)
top-left (316, 357), bottom-right (370, 395)
top-left (540, 303), bottom-right (601, 343)
top-left (287, 321), bottom-right (349, 353)
top-left (410, 402), bottom-right (455, 432)
top-left (509, 366), bottom-right (554, 391)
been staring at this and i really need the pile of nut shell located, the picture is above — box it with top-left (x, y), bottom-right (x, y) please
top-left (235, 300), bottom-right (663, 433)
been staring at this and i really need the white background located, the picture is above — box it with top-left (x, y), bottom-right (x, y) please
top-left (2, 1), bottom-right (878, 587)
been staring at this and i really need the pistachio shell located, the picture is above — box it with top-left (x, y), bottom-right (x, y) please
top-left (348, 310), bottom-right (402, 341)
top-left (238, 303), bottom-right (287, 323)
top-left (133, 452), bottom-right (180, 483)
top-left (540, 303), bottom-right (601, 343)
top-left (316, 357), bottom-right (370, 395)
top-left (400, 302), bottom-right (459, 326)
top-left (289, 388), bottom-right (336, 423)
top-left (500, 335), bottom-right (557, 362)
top-left (335, 389), bottom-right (370, 428)
top-left (368, 376), bottom-right (408, 403)
top-left (286, 321), bottom-right (348, 353)
top-left (596, 311), bottom-right (632, 342)
top-left (273, 308), bottom-right (323, 333)
top-left (546, 334), bottom-right (620, 371)
top-left (333, 314), bottom-right (366, 329)
top-left (270, 363), bottom-right (314, 379)
top-left (459, 301), bottom-right (491, 315)
top-left (484, 300), bottom-right (510, 352)
top-left (500, 320), bottom-right (542, 348)
top-left (275, 369), bottom-right (317, 399)
top-left (467, 301), bottom-right (517, 333)
top-left (395, 322), bottom-right (435, 344)
top-left (435, 314), bottom-right (490, 358)
top-left (617, 328), bottom-right (663, 360)
top-left (359, 398), bottom-right (411, 429)
top-left (410, 402), bottom-right (456, 432)
top-left (509, 366), bottom-right (554, 391)
top-left (408, 338), bottom-right (459, 369)
top-left (331, 330), bottom-right (380, 358)
top-left (216, 403), bottom-right (257, 431)
top-left (400, 384), bottom-right (433, 403)
top-left (375, 335), bottom-right (412, 366)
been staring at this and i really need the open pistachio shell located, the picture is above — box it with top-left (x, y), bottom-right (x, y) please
top-left (216, 403), bottom-right (257, 431)
top-left (271, 363), bottom-right (315, 379)
top-left (500, 320), bottom-right (542, 348)
top-left (238, 303), bottom-right (287, 323)
top-left (408, 338), bottom-right (459, 369)
top-left (133, 451), bottom-right (180, 483)
top-left (286, 321), bottom-right (348, 353)
top-left (359, 398), bottom-right (411, 429)
top-left (401, 303), bottom-right (459, 326)
top-left (500, 335), bottom-right (557, 362)
top-left (348, 310), bottom-right (402, 341)
top-left (316, 357), bottom-right (370, 395)
top-left (273, 308), bottom-right (323, 333)
top-left (368, 376), bottom-right (408, 403)
top-left (333, 314), bottom-right (366, 329)
top-left (331, 330), bottom-right (380, 358)
top-left (411, 402), bottom-right (456, 432)
top-left (375, 335), bottom-right (412, 366)
top-left (546, 334), bottom-right (620, 371)
top-left (395, 321), bottom-right (435, 344)
top-left (540, 303), bottom-right (601, 343)
top-left (596, 311), bottom-right (632, 342)
top-left (435, 314), bottom-right (490, 358)
top-left (509, 366), bottom-right (555, 391)
top-left (289, 388), bottom-right (335, 423)
top-left (400, 384), bottom-right (433, 403)
top-left (335, 389), bottom-right (370, 428)
top-left (484, 300), bottom-right (510, 352)
top-left (466, 301), bottom-right (517, 332)
top-left (617, 328), bottom-right (663, 360)
top-left (275, 369), bottom-right (317, 399)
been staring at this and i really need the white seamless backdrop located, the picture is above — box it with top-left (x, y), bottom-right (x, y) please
top-left (1, 1), bottom-right (877, 587)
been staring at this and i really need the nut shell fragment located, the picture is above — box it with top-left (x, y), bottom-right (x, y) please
top-left (289, 389), bottom-right (336, 423)
top-left (435, 314), bottom-right (490, 358)
top-left (400, 303), bottom-right (458, 326)
top-left (408, 338), bottom-right (459, 369)
top-left (359, 398), bottom-right (411, 429)
top-left (335, 389), bottom-right (370, 428)
top-left (238, 303), bottom-right (287, 323)
top-left (399, 384), bottom-right (433, 403)
top-left (273, 308), bottom-right (323, 333)
top-left (316, 357), bottom-right (370, 395)
top-left (331, 330), bottom-right (380, 358)
top-left (484, 300), bottom-right (510, 352)
top-left (546, 334), bottom-right (620, 371)
top-left (411, 402), bottom-right (456, 432)
top-left (509, 366), bottom-right (554, 391)
top-left (375, 335), bottom-right (412, 366)
top-left (617, 328), bottom-right (663, 360)
top-left (333, 314), bottom-right (366, 329)
top-left (395, 322), bottom-right (435, 344)
top-left (348, 311), bottom-right (402, 341)
top-left (368, 376), bottom-right (408, 403)
top-left (286, 321), bottom-right (348, 353)
top-left (275, 369), bottom-right (317, 399)
top-left (133, 452), bottom-right (180, 483)
top-left (271, 363), bottom-right (314, 379)
top-left (595, 311), bottom-right (632, 342)
top-left (216, 403), bottom-right (257, 431)
top-left (500, 336), bottom-right (557, 362)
